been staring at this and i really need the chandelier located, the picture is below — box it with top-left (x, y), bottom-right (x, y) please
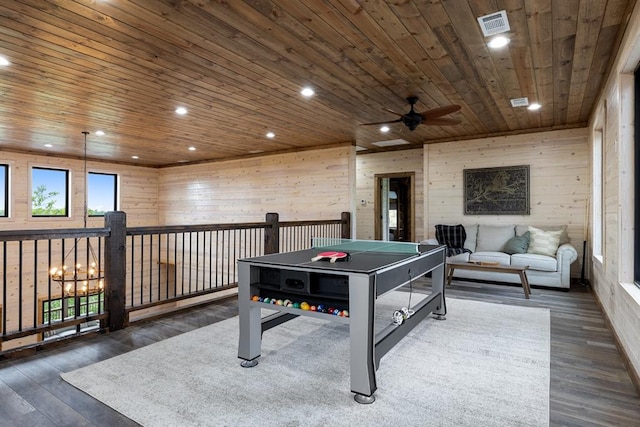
top-left (50, 242), bottom-right (105, 296)
top-left (49, 131), bottom-right (105, 297)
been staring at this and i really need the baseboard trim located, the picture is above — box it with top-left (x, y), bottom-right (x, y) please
top-left (591, 289), bottom-right (640, 397)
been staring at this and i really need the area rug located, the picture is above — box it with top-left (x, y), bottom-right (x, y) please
top-left (62, 294), bottom-right (550, 426)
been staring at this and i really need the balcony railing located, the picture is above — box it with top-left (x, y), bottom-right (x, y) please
top-left (0, 211), bottom-right (350, 354)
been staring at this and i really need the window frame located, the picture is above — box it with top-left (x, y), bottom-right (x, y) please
top-left (0, 163), bottom-right (8, 218)
top-left (31, 166), bottom-right (70, 217)
top-left (87, 171), bottom-right (118, 217)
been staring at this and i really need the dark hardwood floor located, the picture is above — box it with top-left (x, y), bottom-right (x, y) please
top-left (1, 279), bottom-right (639, 426)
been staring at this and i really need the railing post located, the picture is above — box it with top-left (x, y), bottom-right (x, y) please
top-left (265, 212), bottom-right (279, 254)
top-left (341, 211), bottom-right (351, 239)
top-left (105, 211), bottom-right (127, 331)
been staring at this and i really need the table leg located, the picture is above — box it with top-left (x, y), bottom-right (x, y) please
top-left (446, 265), bottom-right (454, 286)
top-left (349, 275), bottom-right (377, 404)
top-left (432, 262), bottom-right (447, 320)
top-left (519, 271), bottom-right (531, 299)
top-left (237, 263), bottom-right (262, 366)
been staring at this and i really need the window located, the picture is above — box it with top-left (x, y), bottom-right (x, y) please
top-left (634, 66), bottom-right (640, 287)
top-left (0, 164), bottom-right (7, 217)
top-left (32, 167), bottom-right (69, 217)
top-left (88, 172), bottom-right (118, 216)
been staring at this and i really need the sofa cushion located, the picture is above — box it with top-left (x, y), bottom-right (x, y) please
top-left (527, 226), bottom-right (562, 256)
top-left (462, 224), bottom-right (478, 252)
top-left (469, 252), bottom-right (511, 266)
top-left (511, 253), bottom-right (558, 272)
top-left (476, 225), bottom-right (515, 252)
top-left (516, 224), bottom-right (570, 245)
top-left (448, 252), bottom-right (471, 262)
top-left (503, 231), bottom-right (530, 254)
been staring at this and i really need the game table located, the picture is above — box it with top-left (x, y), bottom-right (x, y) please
top-left (237, 239), bottom-right (447, 403)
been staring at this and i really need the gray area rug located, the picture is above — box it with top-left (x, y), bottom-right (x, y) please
top-left (62, 294), bottom-right (550, 426)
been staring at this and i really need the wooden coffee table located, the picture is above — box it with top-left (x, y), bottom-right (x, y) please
top-left (446, 262), bottom-right (531, 298)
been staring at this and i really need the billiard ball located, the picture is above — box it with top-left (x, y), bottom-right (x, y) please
top-left (317, 304), bottom-right (325, 312)
top-left (251, 295), bottom-right (259, 302)
top-left (342, 310), bottom-right (349, 317)
top-left (283, 299), bottom-right (292, 306)
top-left (263, 297), bottom-right (270, 304)
top-left (310, 305), bottom-right (317, 311)
top-left (276, 299), bottom-right (283, 305)
top-left (293, 302), bottom-right (300, 309)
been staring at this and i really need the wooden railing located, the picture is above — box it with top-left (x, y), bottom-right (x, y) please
top-left (0, 212), bottom-right (350, 354)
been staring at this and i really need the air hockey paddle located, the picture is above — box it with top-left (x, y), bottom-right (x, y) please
top-left (311, 251), bottom-right (350, 263)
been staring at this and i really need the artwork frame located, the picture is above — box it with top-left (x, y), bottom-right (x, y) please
top-left (464, 165), bottom-right (530, 215)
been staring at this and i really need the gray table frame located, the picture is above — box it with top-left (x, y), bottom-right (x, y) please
top-left (237, 245), bottom-right (446, 403)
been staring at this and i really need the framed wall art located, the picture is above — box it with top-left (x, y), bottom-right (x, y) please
top-left (464, 165), bottom-right (530, 215)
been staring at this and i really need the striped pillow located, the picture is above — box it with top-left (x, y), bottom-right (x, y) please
top-left (527, 226), bottom-right (562, 256)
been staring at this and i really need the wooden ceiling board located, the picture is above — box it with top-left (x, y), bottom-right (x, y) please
top-left (0, 0), bottom-right (634, 166)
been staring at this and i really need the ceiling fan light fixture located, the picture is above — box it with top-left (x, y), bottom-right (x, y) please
top-left (0, 55), bottom-right (10, 66)
top-left (528, 103), bottom-right (542, 111)
top-left (175, 107), bottom-right (187, 115)
top-left (266, 132), bottom-right (275, 138)
top-left (380, 125), bottom-right (390, 133)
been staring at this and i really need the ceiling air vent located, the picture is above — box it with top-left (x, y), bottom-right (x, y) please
top-left (371, 139), bottom-right (410, 148)
top-left (510, 97), bottom-right (529, 107)
top-left (477, 10), bottom-right (510, 37)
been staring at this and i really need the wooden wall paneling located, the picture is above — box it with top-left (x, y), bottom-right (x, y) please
top-left (424, 128), bottom-right (590, 278)
top-left (355, 149), bottom-right (424, 241)
top-left (158, 146), bottom-right (354, 226)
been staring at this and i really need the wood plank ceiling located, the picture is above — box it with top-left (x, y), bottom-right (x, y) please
top-left (0, 0), bottom-right (635, 167)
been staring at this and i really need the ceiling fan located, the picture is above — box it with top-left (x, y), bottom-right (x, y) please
top-left (360, 96), bottom-right (461, 131)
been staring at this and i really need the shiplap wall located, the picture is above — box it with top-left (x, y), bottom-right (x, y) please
top-left (158, 146), bottom-right (355, 225)
top-left (355, 149), bottom-right (424, 241)
top-left (424, 128), bottom-right (590, 278)
top-left (588, 1), bottom-right (640, 385)
top-left (0, 151), bottom-right (159, 228)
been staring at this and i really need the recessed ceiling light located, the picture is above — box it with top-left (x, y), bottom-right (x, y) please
top-left (95, 130), bottom-right (105, 136)
top-left (248, 150), bottom-right (264, 154)
top-left (301, 87), bottom-right (315, 97)
top-left (188, 146), bottom-right (196, 151)
top-left (266, 132), bottom-right (275, 138)
top-left (175, 107), bottom-right (187, 115)
top-left (528, 103), bottom-right (542, 111)
top-left (131, 155), bottom-right (139, 159)
top-left (0, 56), bottom-right (9, 66)
top-left (44, 144), bottom-right (52, 148)
top-left (380, 126), bottom-right (390, 133)
top-left (488, 36), bottom-right (510, 49)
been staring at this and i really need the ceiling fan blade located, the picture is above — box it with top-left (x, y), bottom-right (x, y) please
top-left (359, 118), bottom-right (403, 126)
top-left (420, 104), bottom-right (461, 119)
top-left (423, 117), bottom-right (461, 126)
top-left (384, 109), bottom-right (404, 116)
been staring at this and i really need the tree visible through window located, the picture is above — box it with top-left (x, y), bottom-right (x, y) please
top-left (88, 172), bottom-right (117, 216)
top-left (32, 167), bottom-right (69, 216)
top-left (0, 164), bottom-right (7, 217)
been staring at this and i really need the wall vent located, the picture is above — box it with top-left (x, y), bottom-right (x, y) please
top-left (477, 10), bottom-right (510, 37)
top-left (371, 139), bottom-right (410, 147)
top-left (510, 97), bottom-right (529, 107)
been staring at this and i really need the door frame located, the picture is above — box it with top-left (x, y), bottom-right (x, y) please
top-left (374, 172), bottom-right (415, 242)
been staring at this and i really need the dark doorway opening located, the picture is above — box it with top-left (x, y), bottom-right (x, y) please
top-left (375, 173), bottom-right (414, 242)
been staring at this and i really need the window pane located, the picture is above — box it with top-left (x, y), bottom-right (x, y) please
top-left (0, 164), bottom-right (7, 217)
top-left (88, 172), bottom-right (117, 216)
top-left (32, 167), bottom-right (68, 216)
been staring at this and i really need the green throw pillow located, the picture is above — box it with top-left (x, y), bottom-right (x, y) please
top-left (503, 232), bottom-right (530, 255)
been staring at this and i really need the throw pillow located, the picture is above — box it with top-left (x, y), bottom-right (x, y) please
top-left (435, 224), bottom-right (471, 257)
top-left (503, 232), bottom-right (530, 254)
top-left (527, 226), bottom-right (562, 256)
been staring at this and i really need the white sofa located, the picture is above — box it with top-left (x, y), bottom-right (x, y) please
top-left (423, 224), bottom-right (578, 289)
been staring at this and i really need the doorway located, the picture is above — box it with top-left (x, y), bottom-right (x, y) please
top-left (375, 173), bottom-right (414, 242)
